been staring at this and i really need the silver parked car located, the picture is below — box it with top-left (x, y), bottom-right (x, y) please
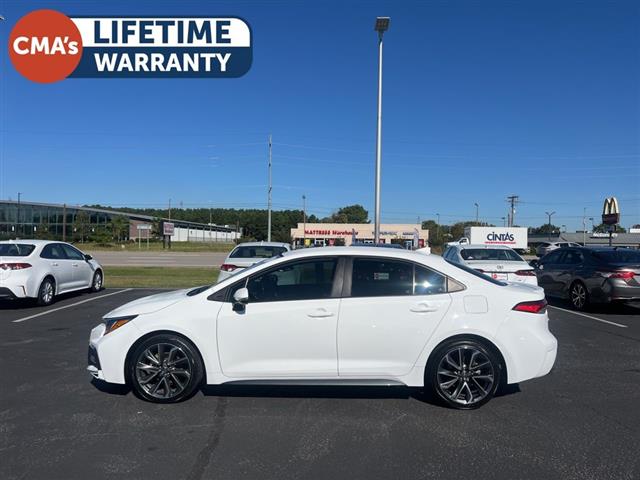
top-left (536, 241), bottom-right (581, 257)
top-left (218, 242), bottom-right (291, 282)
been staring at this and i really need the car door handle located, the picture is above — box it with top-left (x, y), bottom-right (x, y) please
top-left (307, 308), bottom-right (334, 318)
top-left (410, 303), bottom-right (439, 313)
top-left (51, 262), bottom-right (59, 267)
top-left (72, 263), bottom-right (79, 267)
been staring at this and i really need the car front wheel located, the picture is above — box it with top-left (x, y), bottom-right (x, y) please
top-left (90, 271), bottom-right (103, 292)
top-left (129, 334), bottom-right (204, 403)
top-left (427, 339), bottom-right (501, 409)
top-left (569, 281), bottom-right (588, 311)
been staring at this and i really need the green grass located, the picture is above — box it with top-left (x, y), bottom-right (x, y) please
top-left (79, 241), bottom-right (235, 253)
top-left (104, 266), bottom-right (219, 288)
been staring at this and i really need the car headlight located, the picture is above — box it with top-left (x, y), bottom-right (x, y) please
top-left (103, 315), bottom-right (138, 335)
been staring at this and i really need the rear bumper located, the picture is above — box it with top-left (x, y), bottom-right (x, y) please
top-left (0, 287), bottom-right (18, 300)
top-left (0, 284), bottom-right (28, 299)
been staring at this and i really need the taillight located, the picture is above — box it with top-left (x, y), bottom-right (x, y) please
top-left (515, 270), bottom-right (536, 276)
top-left (220, 264), bottom-right (238, 272)
top-left (513, 299), bottom-right (547, 314)
top-left (0, 263), bottom-right (32, 270)
top-left (599, 270), bottom-right (634, 280)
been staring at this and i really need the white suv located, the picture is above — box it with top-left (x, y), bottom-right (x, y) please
top-left (0, 240), bottom-right (104, 305)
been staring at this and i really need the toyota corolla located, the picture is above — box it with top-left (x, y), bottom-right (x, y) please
top-left (88, 247), bottom-right (557, 409)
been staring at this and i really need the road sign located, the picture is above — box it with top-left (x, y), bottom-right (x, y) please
top-left (602, 197), bottom-right (620, 225)
top-left (136, 224), bottom-right (152, 230)
top-left (163, 222), bottom-right (175, 236)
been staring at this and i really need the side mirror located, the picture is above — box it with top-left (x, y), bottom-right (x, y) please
top-left (232, 287), bottom-right (249, 312)
top-left (84, 254), bottom-right (93, 261)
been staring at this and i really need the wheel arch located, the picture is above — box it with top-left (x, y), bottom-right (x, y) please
top-left (124, 330), bottom-right (207, 385)
top-left (39, 273), bottom-right (57, 295)
top-left (424, 333), bottom-right (508, 385)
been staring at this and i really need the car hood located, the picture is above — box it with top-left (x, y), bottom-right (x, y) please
top-left (103, 289), bottom-right (190, 318)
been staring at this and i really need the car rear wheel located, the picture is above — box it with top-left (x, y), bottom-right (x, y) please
top-left (90, 270), bottom-right (103, 292)
top-left (129, 334), bottom-right (204, 403)
top-left (427, 339), bottom-right (501, 410)
top-left (569, 281), bottom-right (588, 311)
top-left (36, 277), bottom-right (55, 306)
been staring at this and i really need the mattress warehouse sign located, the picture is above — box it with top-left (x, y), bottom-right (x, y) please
top-left (9, 10), bottom-right (252, 83)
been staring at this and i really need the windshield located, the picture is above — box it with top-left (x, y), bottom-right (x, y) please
top-left (0, 244), bottom-right (35, 257)
top-left (445, 259), bottom-right (507, 286)
top-left (460, 248), bottom-right (523, 262)
top-left (592, 249), bottom-right (640, 264)
top-left (230, 246), bottom-right (287, 259)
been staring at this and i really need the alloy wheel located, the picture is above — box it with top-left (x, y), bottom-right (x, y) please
top-left (41, 281), bottom-right (54, 304)
top-left (571, 283), bottom-right (586, 309)
top-left (93, 272), bottom-right (102, 290)
top-left (436, 345), bottom-right (495, 406)
top-left (135, 343), bottom-right (192, 400)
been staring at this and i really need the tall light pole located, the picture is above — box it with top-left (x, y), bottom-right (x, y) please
top-left (545, 211), bottom-right (556, 241)
top-left (302, 194), bottom-right (306, 248)
top-left (267, 134), bottom-right (272, 241)
top-left (373, 17), bottom-right (389, 244)
top-left (436, 213), bottom-right (440, 244)
top-left (501, 216), bottom-right (506, 227)
top-left (582, 207), bottom-right (587, 246)
top-left (474, 203), bottom-right (479, 223)
top-left (16, 192), bottom-right (22, 238)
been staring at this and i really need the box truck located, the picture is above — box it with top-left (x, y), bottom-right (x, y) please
top-left (457, 226), bottom-right (529, 250)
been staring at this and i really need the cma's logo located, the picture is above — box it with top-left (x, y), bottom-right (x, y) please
top-left (487, 232), bottom-right (515, 242)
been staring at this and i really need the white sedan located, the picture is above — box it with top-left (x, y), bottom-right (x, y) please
top-left (218, 241), bottom-right (290, 282)
top-left (88, 247), bottom-right (556, 409)
top-left (443, 244), bottom-right (538, 286)
top-left (0, 240), bottom-right (104, 305)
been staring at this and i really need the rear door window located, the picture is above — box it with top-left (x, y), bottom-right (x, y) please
top-left (40, 244), bottom-right (67, 260)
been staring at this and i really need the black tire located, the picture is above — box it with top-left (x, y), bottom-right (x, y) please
top-left (128, 334), bottom-right (204, 403)
top-left (90, 270), bottom-right (103, 292)
top-left (569, 281), bottom-right (589, 311)
top-left (36, 277), bottom-right (55, 306)
top-left (426, 338), bottom-right (501, 410)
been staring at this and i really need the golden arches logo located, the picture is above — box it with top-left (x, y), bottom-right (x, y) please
top-left (602, 197), bottom-right (620, 225)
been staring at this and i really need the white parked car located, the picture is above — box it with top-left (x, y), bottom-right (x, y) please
top-left (443, 244), bottom-right (538, 286)
top-left (218, 241), bottom-right (290, 282)
top-left (0, 240), bottom-right (104, 305)
top-left (88, 247), bottom-right (556, 409)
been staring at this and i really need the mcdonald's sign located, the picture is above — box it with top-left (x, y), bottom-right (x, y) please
top-left (602, 197), bottom-right (620, 225)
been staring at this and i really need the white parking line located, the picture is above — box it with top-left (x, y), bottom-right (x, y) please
top-left (548, 305), bottom-right (628, 328)
top-left (11, 289), bottom-right (133, 324)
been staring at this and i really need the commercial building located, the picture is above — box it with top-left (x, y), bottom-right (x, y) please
top-left (0, 200), bottom-right (240, 243)
top-left (290, 223), bottom-right (428, 248)
top-left (528, 232), bottom-right (640, 249)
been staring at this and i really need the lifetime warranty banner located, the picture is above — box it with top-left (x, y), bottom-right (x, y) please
top-left (9, 10), bottom-right (253, 83)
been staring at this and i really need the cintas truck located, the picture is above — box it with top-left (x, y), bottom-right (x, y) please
top-left (455, 226), bottom-right (529, 251)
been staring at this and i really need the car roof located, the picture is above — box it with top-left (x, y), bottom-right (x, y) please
top-left (454, 244), bottom-right (513, 250)
top-left (0, 239), bottom-right (56, 245)
top-left (280, 246), bottom-right (439, 262)
top-left (232, 242), bottom-right (290, 248)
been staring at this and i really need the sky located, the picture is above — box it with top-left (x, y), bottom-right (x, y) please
top-left (0, 0), bottom-right (639, 230)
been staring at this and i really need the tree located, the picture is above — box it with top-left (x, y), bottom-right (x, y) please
top-left (73, 210), bottom-right (91, 243)
top-left (330, 204), bottom-right (369, 223)
top-left (593, 223), bottom-right (626, 233)
top-left (530, 224), bottom-right (561, 235)
top-left (111, 215), bottom-right (129, 242)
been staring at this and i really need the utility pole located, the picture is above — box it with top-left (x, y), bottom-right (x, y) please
top-left (302, 195), bottom-right (307, 248)
top-left (373, 17), bottom-right (390, 243)
top-left (168, 199), bottom-right (171, 220)
top-left (16, 192), bottom-right (21, 238)
top-left (545, 211), bottom-right (556, 241)
top-left (507, 195), bottom-right (519, 227)
top-left (436, 213), bottom-right (440, 244)
top-left (501, 216), bottom-right (506, 227)
top-left (62, 203), bottom-right (67, 241)
top-left (267, 134), bottom-right (272, 241)
top-left (582, 207), bottom-right (586, 246)
top-left (474, 202), bottom-right (479, 224)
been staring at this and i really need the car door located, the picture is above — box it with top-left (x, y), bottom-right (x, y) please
top-left (61, 244), bottom-right (93, 289)
top-left (537, 250), bottom-right (564, 296)
top-left (556, 249), bottom-right (584, 298)
top-left (40, 243), bottom-right (74, 292)
top-left (216, 256), bottom-right (342, 378)
top-left (337, 257), bottom-right (452, 377)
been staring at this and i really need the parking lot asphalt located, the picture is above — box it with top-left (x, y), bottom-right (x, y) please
top-left (1, 289), bottom-right (639, 480)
